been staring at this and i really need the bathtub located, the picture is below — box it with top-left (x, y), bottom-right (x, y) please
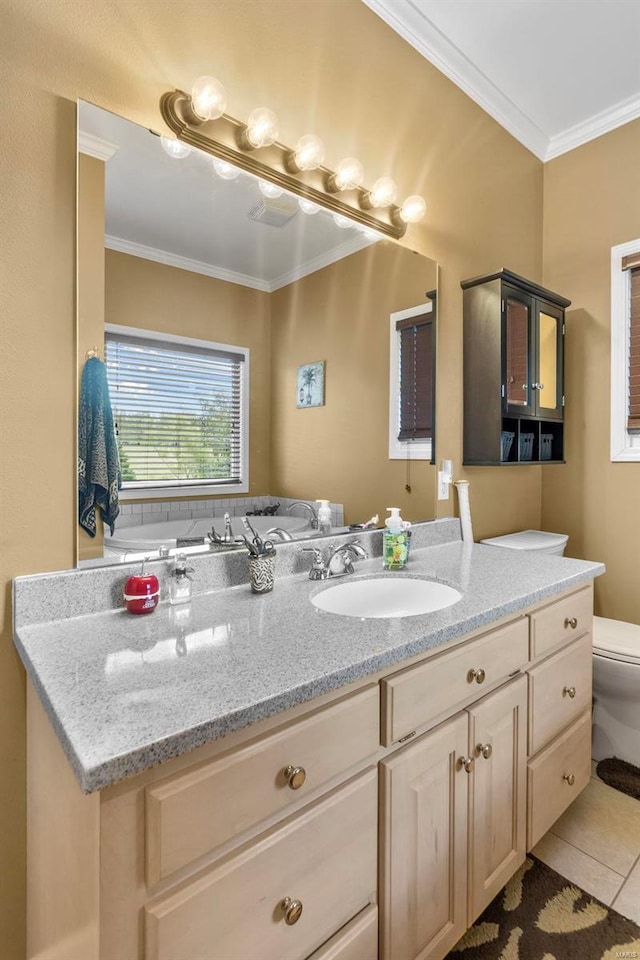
top-left (105, 514), bottom-right (312, 554)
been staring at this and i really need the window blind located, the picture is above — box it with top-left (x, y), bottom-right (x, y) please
top-left (105, 332), bottom-right (244, 487)
top-left (622, 257), bottom-right (640, 429)
top-left (396, 314), bottom-right (433, 440)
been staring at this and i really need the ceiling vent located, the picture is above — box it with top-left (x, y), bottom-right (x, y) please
top-left (247, 195), bottom-right (298, 228)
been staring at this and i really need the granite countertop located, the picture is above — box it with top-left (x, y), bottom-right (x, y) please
top-left (14, 541), bottom-right (604, 793)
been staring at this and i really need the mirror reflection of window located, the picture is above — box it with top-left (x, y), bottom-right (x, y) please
top-left (506, 298), bottom-right (529, 405)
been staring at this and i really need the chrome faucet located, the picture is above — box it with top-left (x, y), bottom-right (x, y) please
top-left (287, 501), bottom-right (319, 529)
top-left (302, 540), bottom-right (367, 580)
top-left (266, 527), bottom-right (294, 542)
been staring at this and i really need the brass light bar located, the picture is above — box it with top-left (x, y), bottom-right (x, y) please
top-left (159, 90), bottom-right (407, 240)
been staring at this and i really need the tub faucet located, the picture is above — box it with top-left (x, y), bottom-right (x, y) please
top-left (287, 501), bottom-right (319, 529)
top-left (266, 527), bottom-right (294, 542)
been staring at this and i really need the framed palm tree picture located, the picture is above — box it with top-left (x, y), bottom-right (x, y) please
top-left (296, 361), bottom-right (325, 408)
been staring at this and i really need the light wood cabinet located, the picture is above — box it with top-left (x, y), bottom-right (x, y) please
top-left (27, 582), bottom-right (595, 960)
top-left (380, 676), bottom-right (527, 960)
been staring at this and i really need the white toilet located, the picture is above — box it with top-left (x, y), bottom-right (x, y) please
top-left (480, 529), bottom-right (640, 770)
top-left (592, 617), bottom-right (640, 768)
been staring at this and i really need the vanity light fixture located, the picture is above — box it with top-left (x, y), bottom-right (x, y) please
top-left (287, 134), bottom-right (325, 173)
top-left (160, 136), bottom-right (191, 159)
top-left (332, 213), bottom-right (354, 230)
top-left (327, 157), bottom-right (365, 192)
top-left (160, 78), bottom-right (427, 239)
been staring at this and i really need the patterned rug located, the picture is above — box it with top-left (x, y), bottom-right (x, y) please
top-left (448, 856), bottom-right (640, 959)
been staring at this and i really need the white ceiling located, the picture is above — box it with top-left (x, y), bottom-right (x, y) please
top-left (78, 102), bottom-right (376, 291)
top-left (363, 0), bottom-right (640, 160)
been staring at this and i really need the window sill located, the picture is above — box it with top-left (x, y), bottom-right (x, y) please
top-left (119, 481), bottom-right (249, 501)
top-left (388, 439), bottom-right (433, 462)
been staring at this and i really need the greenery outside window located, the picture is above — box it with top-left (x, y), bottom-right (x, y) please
top-left (105, 325), bottom-right (249, 497)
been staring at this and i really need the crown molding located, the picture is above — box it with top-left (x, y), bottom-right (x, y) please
top-left (78, 131), bottom-right (119, 161)
top-left (362, 0), bottom-right (548, 159)
top-left (545, 92), bottom-right (640, 161)
top-left (269, 234), bottom-right (377, 291)
top-left (105, 236), bottom-right (272, 292)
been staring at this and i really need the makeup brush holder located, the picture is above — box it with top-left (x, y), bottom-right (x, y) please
top-left (249, 551), bottom-right (276, 593)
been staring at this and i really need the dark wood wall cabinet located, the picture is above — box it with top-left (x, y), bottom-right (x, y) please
top-left (462, 270), bottom-right (571, 465)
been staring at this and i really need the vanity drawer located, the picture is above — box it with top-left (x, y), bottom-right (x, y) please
top-left (529, 585), bottom-right (593, 659)
top-left (145, 768), bottom-right (378, 960)
top-left (527, 710), bottom-right (591, 849)
top-left (307, 905), bottom-right (378, 960)
top-left (381, 617), bottom-right (528, 745)
top-left (146, 685), bottom-right (379, 884)
top-left (528, 634), bottom-right (592, 755)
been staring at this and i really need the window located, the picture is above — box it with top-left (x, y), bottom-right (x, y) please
top-left (610, 240), bottom-right (640, 462)
top-left (105, 325), bottom-right (249, 497)
top-left (388, 302), bottom-right (434, 461)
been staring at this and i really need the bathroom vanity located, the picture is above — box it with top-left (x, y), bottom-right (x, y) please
top-left (14, 523), bottom-right (602, 960)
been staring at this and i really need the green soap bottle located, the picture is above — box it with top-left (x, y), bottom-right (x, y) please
top-left (383, 507), bottom-right (411, 570)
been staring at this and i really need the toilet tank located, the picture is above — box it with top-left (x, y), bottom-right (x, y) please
top-left (479, 530), bottom-right (568, 556)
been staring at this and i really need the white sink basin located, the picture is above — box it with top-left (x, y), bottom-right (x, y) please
top-left (311, 577), bottom-right (462, 619)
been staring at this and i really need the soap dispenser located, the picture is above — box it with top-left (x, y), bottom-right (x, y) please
top-left (383, 507), bottom-right (412, 570)
top-left (316, 499), bottom-right (332, 535)
top-left (169, 553), bottom-right (194, 605)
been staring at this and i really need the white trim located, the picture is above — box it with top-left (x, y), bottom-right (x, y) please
top-left (362, 0), bottom-right (640, 164)
top-left (388, 302), bottom-right (433, 461)
top-left (106, 323), bottom-right (250, 496)
top-left (105, 235), bottom-right (272, 293)
top-left (78, 131), bottom-right (119, 161)
top-left (270, 234), bottom-right (378, 291)
top-left (545, 93), bottom-right (640, 161)
top-left (361, 0), bottom-right (548, 160)
top-left (610, 238), bottom-right (640, 462)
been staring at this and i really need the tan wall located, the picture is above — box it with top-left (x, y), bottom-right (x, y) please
top-left (541, 120), bottom-right (640, 622)
top-left (0, 0), bottom-right (544, 952)
top-left (77, 153), bottom-right (107, 562)
top-left (104, 250), bottom-right (272, 498)
top-left (271, 243), bottom-right (437, 524)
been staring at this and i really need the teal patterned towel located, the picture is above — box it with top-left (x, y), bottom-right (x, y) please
top-left (78, 357), bottom-right (121, 537)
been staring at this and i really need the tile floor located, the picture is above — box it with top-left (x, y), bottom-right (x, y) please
top-left (532, 761), bottom-right (640, 924)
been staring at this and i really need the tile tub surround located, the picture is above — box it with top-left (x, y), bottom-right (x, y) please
top-left (116, 495), bottom-right (344, 529)
top-left (13, 523), bottom-right (603, 793)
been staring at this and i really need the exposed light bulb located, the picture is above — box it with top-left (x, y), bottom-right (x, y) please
top-left (245, 107), bottom-right (279, 148)
top-left (359, 226), bottom-right (382, 242)
top-left (333, 213), bottom-right (354, 230)
top-left (333, 157), bottom-right (364, 191)
top-left (399, 194), bottom-right (426, 223)
top-left (299, 198), bottom-right (321, 215)
top-left (160, 136), bottom-right (191, 159)
top-left (212, 157), bottom-right (240, 180)
top-left (191, 76), bottom-right (227, 121)
top-left (258, 179), bottom-right (283, 199)
top-left (368, 176), bottom-right (397, 208)
top-left (291, 134), bottom-right (325, 171)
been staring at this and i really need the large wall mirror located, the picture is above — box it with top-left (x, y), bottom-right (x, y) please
top-left (76, 101), bottom-right (438, 566)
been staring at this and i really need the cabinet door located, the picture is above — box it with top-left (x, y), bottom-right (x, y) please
top-left (380, 713), bottom-right (469, 960)
top-left (503, 286), bottom-right (535, 416)
top-left (534, 299), bottom-right (564, 419)
top-left (467, 677), bottom-right (527, 923)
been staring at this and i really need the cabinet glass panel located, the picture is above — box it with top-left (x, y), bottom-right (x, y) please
top-left (505, 298), bottom-right (530, 406)
top-left (538, 313), bottom-right (558, 411)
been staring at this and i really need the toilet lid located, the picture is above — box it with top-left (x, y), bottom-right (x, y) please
top-left (593, 616), bottom-right (640, 664)
top-left (480, 530), bottom-right (568, 551)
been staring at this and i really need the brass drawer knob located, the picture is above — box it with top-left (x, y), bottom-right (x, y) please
top-left (457, 756), bottom-right (474, 773)
top-left (563, 773), bottom-right (576, 786)
top-left (284, 765), bottom-right (306, 790)
top-left (564, 617), bottom-right (578, 629)
top-left (563, 685), bottom-right (576, 699)
top-left (467, 667), bottom-right (486, 684)
top-left (476, 742), bottom-right (493, 760)
top-left (281, 897), bottom-right (303, 925)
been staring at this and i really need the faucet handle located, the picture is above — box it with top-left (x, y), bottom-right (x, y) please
top-left (301, 547), bottom-right (328, 580)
